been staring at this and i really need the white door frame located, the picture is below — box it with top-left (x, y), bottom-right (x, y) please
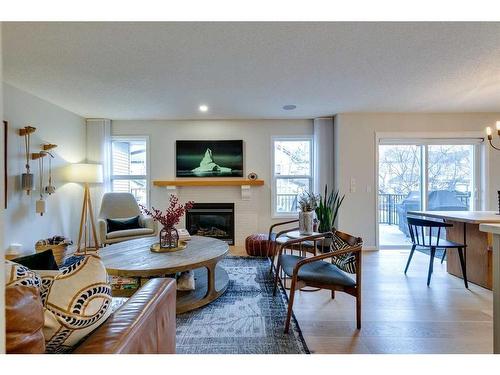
top-left (375, 131), bottom-right (487, 250)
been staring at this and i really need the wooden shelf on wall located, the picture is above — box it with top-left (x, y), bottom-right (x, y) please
top-left (153, 179), bottom-right (264, 187)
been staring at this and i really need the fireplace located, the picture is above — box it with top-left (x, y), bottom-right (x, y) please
top-left (185, 203), bottom-right (235, 245)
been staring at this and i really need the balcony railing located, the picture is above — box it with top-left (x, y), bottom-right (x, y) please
top-left (379, 193), bottom-right (407, 225)
top-left (277, 191), bottom-right (471, 224)
top-left (378, 192), bottom-right (471, 225)
top-left (276, 194), bottom-right (298, 213)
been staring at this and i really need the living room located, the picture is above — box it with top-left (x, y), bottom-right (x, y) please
top-left (2, 1), bottom-right (500, 372)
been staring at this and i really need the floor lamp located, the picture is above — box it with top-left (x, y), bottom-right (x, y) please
top-left (68, 163), bottom-right (103, 253)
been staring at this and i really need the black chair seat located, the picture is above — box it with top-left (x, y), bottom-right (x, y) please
top-left (279, 254), bottom-right (356, 287)
top-left (416, 237), bottom-right (465, 248)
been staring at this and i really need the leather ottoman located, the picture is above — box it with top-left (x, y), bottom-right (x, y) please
top-left (245, 233), bottom-right (275, 257)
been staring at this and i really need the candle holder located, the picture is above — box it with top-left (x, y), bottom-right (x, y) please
top-left (485, 121), bottom-right (500, 151)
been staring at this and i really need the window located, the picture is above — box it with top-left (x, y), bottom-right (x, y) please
top-left (272, 137), bottom-right (313, 216)
top-left (427, 144), bottom-right (475, 211)
top-left (111, 137), bottom-right (149, 206)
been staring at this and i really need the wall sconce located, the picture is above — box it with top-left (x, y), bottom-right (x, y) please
top-left (485, 121), bottom-right (500, 151)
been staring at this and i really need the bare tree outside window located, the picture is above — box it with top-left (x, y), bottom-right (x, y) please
top-left (428, 145), bottom-right (472, 194)
top-left (379, 145), bottom-right (420, 195)
top-left (378, 143), bottom-right (474, 247)
top-left (379, 145), bottom-right (472, 195)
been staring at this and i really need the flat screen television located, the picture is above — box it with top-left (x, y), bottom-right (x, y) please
top-left (176, 140), bottom-right (244, 177)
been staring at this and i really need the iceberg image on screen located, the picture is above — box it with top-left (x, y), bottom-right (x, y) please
top-left (176, 140), bottom-right (243, 177)
top-left (191, 149), bottom-right (232, 175)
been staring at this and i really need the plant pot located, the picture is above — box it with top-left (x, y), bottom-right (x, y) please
top-left (299, 211), bottom-right (314, 235)
top-left (316, 237), bottom-right (333, 252)
top-left (316, 230), bottom-right (335, 252)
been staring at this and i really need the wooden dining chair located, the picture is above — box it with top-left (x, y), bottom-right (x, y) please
top-left (404, 216), bottom-right (468, 288)
top-left (273, 231), bottom-right (363, 333)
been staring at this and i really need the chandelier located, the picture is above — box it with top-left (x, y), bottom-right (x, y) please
top-left (486, 121), bottom-right (500, 151)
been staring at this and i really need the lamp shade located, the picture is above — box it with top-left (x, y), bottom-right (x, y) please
top-left (67, 163), bottom-right (103, 184)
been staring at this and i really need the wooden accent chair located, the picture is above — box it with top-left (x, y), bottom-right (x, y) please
top-left (267, 219), bottom-right (299, 271)
top-left (404, 216), bottom-right (468, 287)
top-left (272, 230), bottom-right (363, 333)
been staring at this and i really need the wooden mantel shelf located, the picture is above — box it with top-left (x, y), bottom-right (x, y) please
top-left (153, 179), bottom-right (264, 200)
top-left (153, 179), bottom-right (265, 187)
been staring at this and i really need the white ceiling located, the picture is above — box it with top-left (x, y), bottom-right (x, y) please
top-left (3, 22), bottom-right (500, 119)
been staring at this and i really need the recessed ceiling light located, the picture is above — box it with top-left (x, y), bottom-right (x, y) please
top-left (283, 105), bottom-right (297, 110)
top-left (199, 105), bottom-right (208, 112)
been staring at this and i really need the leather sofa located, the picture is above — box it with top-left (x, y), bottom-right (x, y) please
top-left (6, 278), bottom-right (177, 354)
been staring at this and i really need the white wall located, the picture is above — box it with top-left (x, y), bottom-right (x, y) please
top-left (2, 83), bottom-right (86, 253)
top-left (112, 119), bottom-right (313, 245)
top-left (334, 113), bottom-right (500, 249)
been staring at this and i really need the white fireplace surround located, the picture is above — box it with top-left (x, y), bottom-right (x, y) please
top-left (110, 119), bottom-right (314, 246)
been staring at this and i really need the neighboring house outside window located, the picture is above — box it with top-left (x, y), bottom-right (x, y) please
top-left (110, 136), bottom-right (149, 206)
top-left (272, 136), bottom-right (314, 217)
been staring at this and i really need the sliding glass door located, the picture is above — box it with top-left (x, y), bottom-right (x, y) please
top-left (379, 145), bottom-right (422, 247)
top-left (378, 140), bottom-right (480, 248)
top-left (427, 145), bottom-right (474, 212)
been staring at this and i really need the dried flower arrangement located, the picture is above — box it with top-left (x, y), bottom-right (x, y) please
top-left (298, 191), bottom-right (319, 212)
top-left (141, 195), bottom-right (195, 249)
top-left (140, 195), bottom-right (194, 228)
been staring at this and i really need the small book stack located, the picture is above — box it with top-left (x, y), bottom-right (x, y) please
top-left (109, 276), bottom-right (139, 291)
top-left (178, 228), bottom-right (192, 241)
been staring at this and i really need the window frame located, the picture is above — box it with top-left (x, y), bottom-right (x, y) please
top-left (378, 137), bottom-right (483, 211)
top-left (271, 135), bottom-right (314, 218)
top-left (110, 135), bottom-right (151, 207)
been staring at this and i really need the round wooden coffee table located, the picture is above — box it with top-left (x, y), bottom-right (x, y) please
top-left (99, 235), bottom-right (229, 314)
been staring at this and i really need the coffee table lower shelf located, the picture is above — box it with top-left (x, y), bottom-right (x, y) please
top-left (111, 265), bottom-right (229, 314)
top-left (177, 266), bottom-right (229, 314)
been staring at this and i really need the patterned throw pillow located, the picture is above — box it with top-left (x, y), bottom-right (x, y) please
top-left (5, 260), bottom-right (42, 288)
top-left (37, 253), bottom-right (112, 353)
top-left (331, 235), bottom-right (358, 274)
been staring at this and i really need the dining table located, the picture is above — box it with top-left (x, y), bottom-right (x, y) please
top-left (407, 211), bottom-right (500, 290)
top-left (479, 223), bottom-right (500, 353)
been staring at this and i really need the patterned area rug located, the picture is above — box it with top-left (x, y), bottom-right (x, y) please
top-left (176, 256), bottom-right (310, 354)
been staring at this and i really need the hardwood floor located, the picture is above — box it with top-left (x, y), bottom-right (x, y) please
top-left (229, 246), bottom-right (493, 354)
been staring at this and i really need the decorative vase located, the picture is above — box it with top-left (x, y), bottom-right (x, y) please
top-left (159, 226), bottom-right (179, 248)
top-left (313, 218), bottom-right (319, 232)
top-left (299, 211), bottom-right (314, 235)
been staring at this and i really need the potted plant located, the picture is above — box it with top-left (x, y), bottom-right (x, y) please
top-left (298, 191), bottom-right (319, 235)
top-left (315, 185), bottom-right (345, 246)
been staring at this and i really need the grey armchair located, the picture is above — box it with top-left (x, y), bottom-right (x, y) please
top-left (98, 193), bottom-right (158, 246)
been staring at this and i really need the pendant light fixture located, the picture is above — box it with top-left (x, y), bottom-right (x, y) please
top-left (35, 152), bottom-right (46, 216)
top-left (20, 126), bottom-right (36, 195)
top-left (44, 150), bottom-right (56, 195)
